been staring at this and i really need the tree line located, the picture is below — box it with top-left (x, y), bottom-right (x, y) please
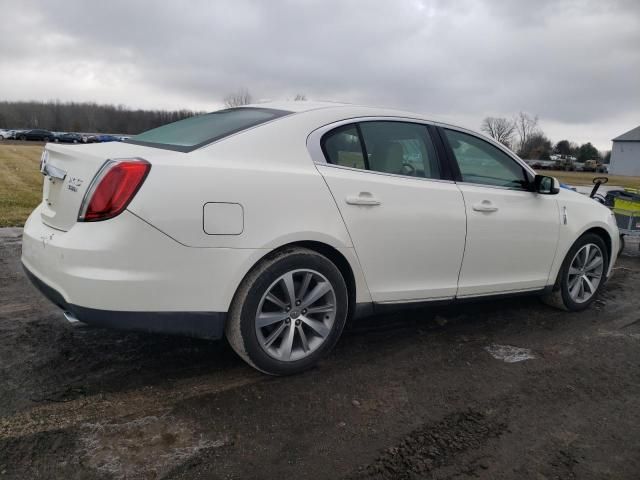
top-left (481, 113), bottom-right (608, 163)
top-left (0, 101), bottom-right (202, 134)
top-left (0, 89), bottom-right (307, 134)
top-left (3, 96), bottom-right (604, 163)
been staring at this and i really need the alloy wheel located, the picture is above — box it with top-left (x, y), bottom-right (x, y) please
top-left (567, 243), bottom-right (604, 303)
top-left (255, 269), bottom-right (336, 361)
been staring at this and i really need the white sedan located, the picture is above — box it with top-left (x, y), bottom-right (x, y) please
top-left (0, 129), bottom-right (15, 140)
top-left (22, 102), bottom-right (619, 375)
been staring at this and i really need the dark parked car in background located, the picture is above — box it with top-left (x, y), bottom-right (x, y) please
top-left (54, 132), bottom-right (83, 144)
top-left (94, 134), bottom-right (120, 142)
top-left (18, 129), bottom-right (55, 142)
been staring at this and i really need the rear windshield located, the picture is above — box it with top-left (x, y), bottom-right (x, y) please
top-left (126, 107), bottom-right (291, 152)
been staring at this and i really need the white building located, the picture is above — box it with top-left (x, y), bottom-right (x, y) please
top-left (609, 125), bottom-right (640, 176)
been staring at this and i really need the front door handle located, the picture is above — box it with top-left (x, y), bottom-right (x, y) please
top-left (346, 192), bottom-right (381, 206)
top-left (472, 200), bottom-right (499, 213)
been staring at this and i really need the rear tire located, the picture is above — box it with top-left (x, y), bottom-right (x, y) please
top-left (226, 247), bottom-right (348, 375)
top-left (542, 233), bottom-right (609, 311)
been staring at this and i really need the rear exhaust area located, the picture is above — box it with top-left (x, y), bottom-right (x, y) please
top-left (63, 311), bottom-right (82, 324)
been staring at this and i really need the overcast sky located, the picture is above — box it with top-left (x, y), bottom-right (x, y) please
top-left (1, 0), bottom-right (638, 150)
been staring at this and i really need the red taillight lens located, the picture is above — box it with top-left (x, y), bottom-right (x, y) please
top-left (79, 159), bottom-right (151, 222)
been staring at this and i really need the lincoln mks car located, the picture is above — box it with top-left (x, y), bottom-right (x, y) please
top-left (22, 102), bottom-right (619, 374)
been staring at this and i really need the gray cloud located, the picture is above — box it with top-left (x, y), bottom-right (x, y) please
top-left (1, 0), bottom-right (639, 149)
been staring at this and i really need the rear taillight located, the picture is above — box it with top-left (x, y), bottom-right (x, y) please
top-left (78, 158), bottom-right (151, 222)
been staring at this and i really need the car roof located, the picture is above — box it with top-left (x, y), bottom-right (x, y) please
top-left (244, 100), bottom-right (436, 121)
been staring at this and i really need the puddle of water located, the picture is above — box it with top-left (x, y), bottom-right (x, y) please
top-left (484, 344), bottom-right (537, 363)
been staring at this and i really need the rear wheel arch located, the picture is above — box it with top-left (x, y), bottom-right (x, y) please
top-left (292, 241), bottom-right (357, 320)
top-left (234, 240), bottom-right (357, 321)
top-left (226, 244), bottom-right (351, 374)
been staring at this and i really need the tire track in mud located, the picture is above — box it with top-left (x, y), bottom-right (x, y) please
top-left (346, 410), bottom-right (507, 480)
top-left (0, 370), bottom-right (262, 439)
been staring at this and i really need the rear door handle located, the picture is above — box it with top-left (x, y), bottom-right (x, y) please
top-left (472, 201), bottom-right (498, 213)
top-left (345, 192), bottom-right (381, 206)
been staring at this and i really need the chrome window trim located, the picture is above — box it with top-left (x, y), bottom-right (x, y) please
top-left (306, 116), bottom-right (451, 183)
top-left (455, 181), bottom-right (534, 193)
top-left (316, 162), bottom-right (456, 185)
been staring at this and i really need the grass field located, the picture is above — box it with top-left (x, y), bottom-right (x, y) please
top-left (0, 144), bottom-right (43, 227)
top-left (546, 170), bottom-right (640, 189)
top-left (1, 143), bottom-right (639, 227)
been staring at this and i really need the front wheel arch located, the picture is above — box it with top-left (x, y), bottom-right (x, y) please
top-left (583, 227), bottom-right (613, 262)
top-left (543, 230), bottom-right (610, 311)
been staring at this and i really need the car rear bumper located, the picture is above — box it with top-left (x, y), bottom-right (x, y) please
top-left (22, 263), bottom-right (226, 338)
top-left (21, 204), bottom-right (270, 339)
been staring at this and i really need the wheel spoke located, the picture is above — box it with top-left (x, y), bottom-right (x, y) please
top-left (306, 304), bottom-right (334, 314)
top-left (301, 282), bottom-right (331, 308)
top-left (581, 245), bottom-right (590, 266)
top-left (263, 322), bottom-right (287, 348)
top-left (570, 275), bottom-right (582, 298)
top-left (585, 256), bottom-right (602, 272)
top-left (578, 277), bottom-right (585, 299)
top-left (568, 275), bottom-right (581, 290)
top-left (300, 315), bottom-right (330, 338)
top-left (280, 324), bottom-right (296, 360)
top-left (298, 272), bottom-right (313, 302)
top-left (569, 266), bottom-right (581, 275)
top-left (582, 275), bottom-right (595, 293)
top-left (280, 272), bottom-right (297, 305)
top-left (257, 311), bottom-right (289, 328)
top-left (265, 292), bottom-right (287, 309)
top-left (297, 324), bottom-right (309, 353)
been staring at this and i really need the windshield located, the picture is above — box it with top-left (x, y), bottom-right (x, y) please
top-left (126, 107), bottom-right (291, 152)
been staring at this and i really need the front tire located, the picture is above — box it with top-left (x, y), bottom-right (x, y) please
top-left (226, 247), bottom-right (348, 375)
top-left (543, 233), bottom-right (609, 311)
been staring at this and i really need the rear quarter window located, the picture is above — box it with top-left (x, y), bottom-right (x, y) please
top-left (126, 107), bottom-right (291, 152)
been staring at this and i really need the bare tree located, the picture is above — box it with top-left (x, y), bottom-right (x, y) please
top-left (480, 117), bottom-right (515, 148)
top-left (224, 88), bottom-right (252, 108)
top-left (294, 93), bottom-right (307, 101)
top-left (513, 112), bottom-right (539, 155)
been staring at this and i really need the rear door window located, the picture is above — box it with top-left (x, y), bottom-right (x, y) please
top-left (321, 121), bottom-right (442, 179)
top-left (127, 107), bottom-right (291, 152)
top-left (359, 121), bottom-right (440, 179)
top-left (321, 125), bottom-right (367, 169)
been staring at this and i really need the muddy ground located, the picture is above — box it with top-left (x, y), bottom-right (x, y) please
top-left (1, 228), bottom-right (639, 479)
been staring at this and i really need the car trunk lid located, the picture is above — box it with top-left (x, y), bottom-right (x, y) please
top-left (39, 142), bottom-right (170, 231)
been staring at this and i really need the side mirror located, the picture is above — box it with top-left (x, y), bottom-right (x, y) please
top-left (533, 175), bottom-right (560, 195)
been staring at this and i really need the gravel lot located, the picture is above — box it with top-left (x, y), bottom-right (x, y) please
top-left (1, 228), bottom-right (639, 479)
